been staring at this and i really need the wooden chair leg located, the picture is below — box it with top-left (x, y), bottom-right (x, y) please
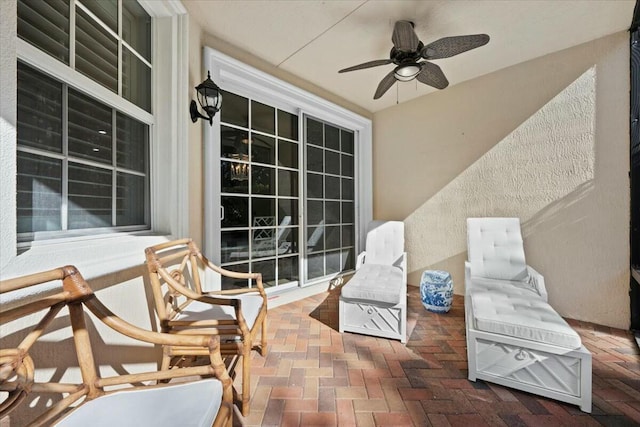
top-left (261, 316), bottom-right (268, 356)
top-left (241, 352), bottom-right (250, 416)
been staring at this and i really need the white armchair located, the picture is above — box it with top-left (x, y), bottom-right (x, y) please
top-left (339, 221), bottom-right (407, 343)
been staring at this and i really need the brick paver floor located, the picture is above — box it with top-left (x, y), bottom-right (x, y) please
top-left (233, 286), bottom-right (640, 426)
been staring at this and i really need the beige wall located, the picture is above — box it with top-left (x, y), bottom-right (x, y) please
top-left (373, 32), bottom-right (630, 329)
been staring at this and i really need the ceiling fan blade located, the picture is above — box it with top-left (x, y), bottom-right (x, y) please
top-left (421, 34), bottom-right (490, 59)
top-left (416, 62), bottom-right (449, 90)
top-left (392, 20), bottom-right (420, 52)
top-left (374, 70), bottom-right (397, 99)
top-left (338, 59), bottom-right (393, 73)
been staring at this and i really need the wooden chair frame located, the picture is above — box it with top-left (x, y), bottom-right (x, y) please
top-left (144, 238), bottom-right (268, 416)
top-left (0, 266), bottom-right (233, 427)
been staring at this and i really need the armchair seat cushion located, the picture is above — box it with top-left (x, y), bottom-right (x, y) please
top-left (176, 293), bottom-right (264, 330)
top-left (55, 379), bottom-right (222, 427)
top-left (470, 290), bottom-right (582, 349)
top-left (341, 264), bottom-right (404, 305)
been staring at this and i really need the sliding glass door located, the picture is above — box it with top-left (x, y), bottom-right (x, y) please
top-left (212, 87), bottom-right (361, 292)
top-left (304, 116), bottom-right (356, 283)
top-left (218, 91), bottom-right (300, 290)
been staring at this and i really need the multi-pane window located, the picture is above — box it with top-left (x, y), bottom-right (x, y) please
top-left (219, 92), bottom-right (300, 290)
top-left (305, 117), bottom-right (356, 281)
top-left (16, 0), bottom-right (151, 241)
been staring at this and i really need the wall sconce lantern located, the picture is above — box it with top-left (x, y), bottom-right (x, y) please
top-left (190, 71), bottom-right (222, 125)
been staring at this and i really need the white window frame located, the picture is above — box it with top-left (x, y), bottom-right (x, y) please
top-left (0, 0), bottom-right (190, 277)
top-left (202, 47), bottom-right (373, 291)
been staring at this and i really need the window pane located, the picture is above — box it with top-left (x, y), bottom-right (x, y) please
top-left (278, 228), bottom-right (298, 255)
top-left (342, 154), bottom-right (354, 177)
top-left (307, 200), bottom-right (323, 226)
top-left (122, 0), bottom-right (151, 61)
top-left (342, 225), bottom-right (354, 247)
top-left (326, 250), bottom-right (343, 274)
top-left (325, 124), bottom-right (340, 150)
top-left (68, 89), bottom-right (112, 164)
top-left (221, 126), bottom-right (248, 160)
top-left (325, 201), bottom-right (340, 224)
top-left (306, 118), bottom-right (323, 147)
top-left (221, 91), bottom-right (248, 128)
top-left (325, 150), bottom-right (340, 175)
top-left (253, 259), bottom-right (276, 287)
top-left (117, 112), bottom-right (147, 173)
top-left (326, 226), bottom-right (340, 250)
top-left (343, 249), bottom-right (355, 270)
top-left (251, 101), bottom-right (275, 134)
top-left (68, 163), bottom-right (112, 229)
top-left (116, 172), bottom-right (145, 226)
top-left (341, 129), bottom-right (354, 154)
top-left (307, 253), bottom-right (324, 279)
top-left (252, 165), bottom-right (275, 195)
top-left (278, 199), bottom-right (298, 226)
top-left (252, 134), bottom-right (275, 165)
top-left (222, 230), bottom-right (249, 263)
top-left (307, 146), bottom-right (323, 172)
top-left (278, 140), bottom-right (298, 169)
top-left (17, 62), bottom-right (62, 153)
top-left (307, 173), bottom-right (323, 199)
top-left (252, 198), bottom-right (276, 226)
top-left (307, 225), bottom-right (324, 252)
top-left (278, 256), bottom-right (299, 283)
top-left (122, 46), bottom-right (151, 112)
top-left (278, 110), bottom-right (298, 140)
top-left (222, 196), bottom-right (249, 228)
top-left (325, 176), bottom-right (340, 200)
top-left (76, 8), bottom-right (117, 92)
top-left (82, 0), bottom-right (117, 32)
top-left (221, 161), bottom-right (249, 193)
top-left (252, 227), bottom-right (276, 259)
top-left (342, 202), bottom-right (354, 224)
top-left (278, 170), bottom-right (298, 197)
top-left (18, 0), bottom-right (69, 64)
top-left (17, 152), bottom-right (62, 233)
top-left (342, 178), bottom-right (354, 200)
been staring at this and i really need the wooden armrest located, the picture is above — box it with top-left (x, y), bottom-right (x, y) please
top-left (0, 265), bottom-right (234, 427)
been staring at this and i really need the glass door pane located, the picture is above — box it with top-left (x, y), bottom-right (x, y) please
top-left (304, 117), bottom-right (356, 283)
top-left (219, 91), bottom-right (300, 290)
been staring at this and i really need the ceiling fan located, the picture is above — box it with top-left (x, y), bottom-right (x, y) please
top-left (339, 21), bottom-right (489, 99)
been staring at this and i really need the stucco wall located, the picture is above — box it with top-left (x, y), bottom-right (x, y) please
top-left (372, 32), bottom-right (630, 329)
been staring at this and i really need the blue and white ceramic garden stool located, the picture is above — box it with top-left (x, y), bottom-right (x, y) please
top-left (420, 270), bottom-right (453, 313)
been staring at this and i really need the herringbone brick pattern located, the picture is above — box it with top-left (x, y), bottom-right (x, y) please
top-left (235, 286), bottom-right (640, 426)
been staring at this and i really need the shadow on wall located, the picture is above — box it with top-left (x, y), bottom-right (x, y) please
top-left (404, 65), bottom-right (596, 288)
top-left (389, 33), bottom-right (629, 328)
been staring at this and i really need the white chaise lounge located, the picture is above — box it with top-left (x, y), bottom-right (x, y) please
top-left (339, 221), bottom-right (407, 343)
top-left (465, 217), bottom-right (592, 412)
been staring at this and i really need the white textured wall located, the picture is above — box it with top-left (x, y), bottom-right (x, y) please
top-left (373, 32), bottom-right (630, 329)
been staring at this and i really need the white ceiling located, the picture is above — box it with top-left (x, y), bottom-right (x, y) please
top-left (182, 0), bottom-right (635, 114)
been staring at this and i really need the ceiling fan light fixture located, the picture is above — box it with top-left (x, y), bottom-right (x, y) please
top-left (394, 63), bottom-right (421, 81)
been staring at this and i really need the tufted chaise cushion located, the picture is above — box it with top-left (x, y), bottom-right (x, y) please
top-left (341, 264), bottom-right (404, 305)
top-left (470, 290), bottom-right (582, 349)
top-left (467, 218), bottom-right (529, 282)
top-left (363, 221), bottom-right (404, 266)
